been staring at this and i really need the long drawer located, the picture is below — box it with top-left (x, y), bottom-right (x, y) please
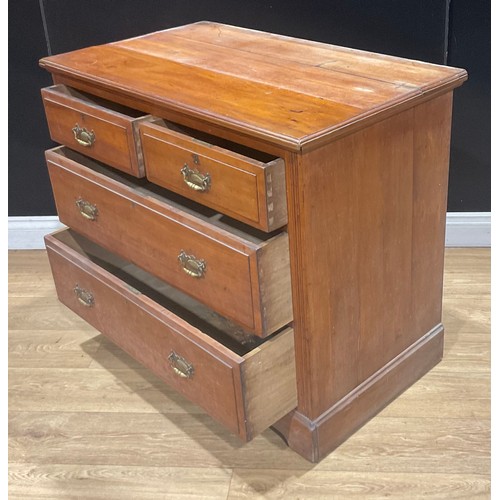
top-left (45, 229), bottom-right (297, 441)
top-left (45, 147), bottom-right (293, 337)
top-left (41, 84), bottom-right (151, 177)
top-left (139, 119), bottom-right (287, 232)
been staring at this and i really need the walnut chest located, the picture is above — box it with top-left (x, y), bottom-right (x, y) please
top-left (39, 21), bottom-right (467, 462)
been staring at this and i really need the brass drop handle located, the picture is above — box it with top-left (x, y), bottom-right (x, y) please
top-left (72, 123), bottom-right (95, 147)
top-left (180, 164), bottom-right (211, 192)
top-left (178, 250), bottom-right (206, 278)
top-left (76, 198), bottom-right (98, 221)
top-left (168, 351), bottom-right (194, 379)
top-left (74, 284), bottom-right (94, 307)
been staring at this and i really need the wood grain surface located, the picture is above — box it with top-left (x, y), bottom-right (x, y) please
top-left (8, 247), bottom-right (490, 498)
top-left (45, 147), bottom-right (292, 337)
top-left (283, 94), bottom-right (454, 425)
top-left (43, 229), bottom-right (296, 441)
top-left (39, 22), bottom-right (467, 150)
top-left (42, 84), bottom-right (151, 177)
top-left (139, 119), bottom-right (287, 232)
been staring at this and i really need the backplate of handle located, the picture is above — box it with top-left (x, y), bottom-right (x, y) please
top-left (180, 164), bottom-right (211, 192)
top-left (168, 351), bottom-right (194, 379)
top-left (75, 198), bottom-right (98, 221)
top-left (178, 250), bottom-right (206, 278)
top-left (72, 124), bottom-right (95, 147)
top-left (74, 284), bottom-right (94, 307)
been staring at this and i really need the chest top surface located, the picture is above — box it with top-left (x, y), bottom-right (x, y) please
top-left (40, 21), bottom-right (467, 151)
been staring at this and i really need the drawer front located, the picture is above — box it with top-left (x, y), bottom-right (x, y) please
top-left (45, 148), bottom-right (293, 337)
top-left (41, 85), bottom-right (150, 177)
top-left (139, 121), bottom-right (287, 232)
top-left (45, 229), bottom-right (297, 441)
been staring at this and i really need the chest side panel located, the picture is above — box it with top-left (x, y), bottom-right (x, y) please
top-left (285, 93), bottom-right (453, 418)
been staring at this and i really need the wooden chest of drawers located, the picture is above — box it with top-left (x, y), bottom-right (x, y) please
top-left (39, 21), bottom-right (467, 462)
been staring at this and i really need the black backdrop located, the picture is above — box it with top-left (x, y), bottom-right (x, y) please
top-left (9, 0), bottom-right (490, 216)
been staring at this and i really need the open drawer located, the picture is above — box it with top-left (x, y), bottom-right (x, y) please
top-left (45, 146), bottom-right (293, 337)
top-left (41, 84), bottom-right (151, 177)
top-left (45, 229), bottom-right (297, 441)
top-left (139, 119), bottom-right (287, 232)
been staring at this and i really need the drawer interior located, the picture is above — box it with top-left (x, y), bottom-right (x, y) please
top-left (52, 147), bottom-right (283, 244)
top-left (51, 84), bottom-right (146, 118)
top-left (149, 118), bottom-right (278, 164)
top-left (53, 229), bottom-right (269, 355)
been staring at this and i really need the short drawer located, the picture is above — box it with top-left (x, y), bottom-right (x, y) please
top-left (41, 84), bottom-right (151, 177)
top-left (139, 119), bottom-right (287, 232)
top-left (45, 229), bottom-right (297, 441)
top-left (45, 146), bottom-right (293, 337)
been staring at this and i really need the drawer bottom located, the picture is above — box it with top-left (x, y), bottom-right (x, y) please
top-left (45, 229), bottom-right (297, 441)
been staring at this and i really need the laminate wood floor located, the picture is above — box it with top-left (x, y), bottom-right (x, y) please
top-left (8, 248), bottom-right (490, 499)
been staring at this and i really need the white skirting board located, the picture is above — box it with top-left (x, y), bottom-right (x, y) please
top-left (444, 212), bottom-right (491, 247)
top-left (8, 216), bottom-right (65, 250)
top-left (8, 212), bottom-right (491, 250)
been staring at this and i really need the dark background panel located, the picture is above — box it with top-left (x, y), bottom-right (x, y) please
top-left (447, 0), bottom-right (490, 211)
top-left (8, 0), bottom-right (490, 215)
top-left (8, 1), bottom-right (56, 216)
top-left (41, 0), bottom-right (449, 63)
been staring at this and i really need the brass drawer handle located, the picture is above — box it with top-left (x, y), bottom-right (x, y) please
top-left (180, 164), bottom-right (211, 192)
top-left (178, 250), bottom-right (206, 278)
top-left (168, 351), bottom-right (194, 379)
top-left (72, 123), bottom-right (95, 147)
top-left (74, 284), bottom-right (94, 307)
top-left (76, 198), bottom-right (98, 221)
